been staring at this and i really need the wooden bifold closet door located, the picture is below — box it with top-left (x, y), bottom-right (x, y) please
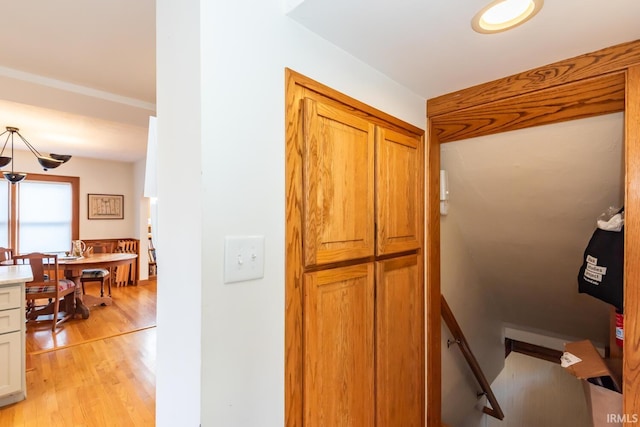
top-left (375, 254), bottom-right (423, 427)
top-left (303, 264), bottom-right (375, 426)
top-left (291, 80), bottom-right (424, 427)
top-left (302, 97), bottom-right (375, 267)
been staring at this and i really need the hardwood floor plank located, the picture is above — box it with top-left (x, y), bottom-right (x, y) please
top-left (26, 280), bottom-right (156, 354)
top-left (0, 278), bottom-right (157, 426)
top-left (1, 328), bottom-right (156, 426)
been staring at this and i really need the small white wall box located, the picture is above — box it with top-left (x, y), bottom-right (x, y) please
top-left (440, 170), bottom-right (449, 216)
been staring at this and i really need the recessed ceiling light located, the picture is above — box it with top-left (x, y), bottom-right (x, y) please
top-left (472, 0), bottom-right (543, 34)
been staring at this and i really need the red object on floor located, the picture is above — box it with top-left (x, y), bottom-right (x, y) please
top-left (615, 310), bottom-right (624, 347)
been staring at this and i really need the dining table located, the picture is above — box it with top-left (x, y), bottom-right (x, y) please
top-left (58, 252), bottom-right (138, 319)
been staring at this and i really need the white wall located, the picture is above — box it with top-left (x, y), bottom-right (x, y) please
top-left (440, 115), bottom-right (624, 345)
top-left (155, 1), bottom-right (202, 426)
top-left (155, 0), bottom-right (425, 426)
top-left (134, 157), bottom-right (150, 281)
top-left (7, 149), bottom-right (138, 239)
top-left (440, 198), bottom-right (505, 427)
top-left (438, 115), bottom-right (624, 426)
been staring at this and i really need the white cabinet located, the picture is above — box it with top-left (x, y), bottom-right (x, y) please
top-left (0, 268), bottom-right (31, 407)
top-left (0, 331), bottom-right (21, 397)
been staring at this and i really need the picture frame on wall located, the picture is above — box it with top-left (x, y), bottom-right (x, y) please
top-left (88, 193), bottom-right (124, 220)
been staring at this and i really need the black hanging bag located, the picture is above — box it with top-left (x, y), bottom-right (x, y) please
top-left (577, 208), bottom-right (624, 311)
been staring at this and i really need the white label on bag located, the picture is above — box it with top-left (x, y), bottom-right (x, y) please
top-left (586, 264), bottom-right (607, 275)
top-left (586, 255), bottom-right (598, 265)
top-left (584, 270), bottom-right (603, 282)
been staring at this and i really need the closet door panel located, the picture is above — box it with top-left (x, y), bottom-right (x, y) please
top-left (303, 97), bottom-right (375, 267)
top-left (376, 254), bottom-right (424, 427)
top-left (375, 127), bottom-right (423, 255)
top-left (303, 263), bottom-right (375, 426)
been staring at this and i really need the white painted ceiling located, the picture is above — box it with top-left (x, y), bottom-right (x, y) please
top-left (288, 0), bottom-right (640, 99)
top-left (0, 0), bottom-right (155, 162)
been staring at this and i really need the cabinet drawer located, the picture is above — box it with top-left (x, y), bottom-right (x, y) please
top-left (0, 286), bottom-right (21, 311)
top-left (0, 309), bottom-right (20, 335)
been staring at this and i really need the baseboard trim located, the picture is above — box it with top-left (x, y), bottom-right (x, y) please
top-left (505, 338), bottom-right (563, 364)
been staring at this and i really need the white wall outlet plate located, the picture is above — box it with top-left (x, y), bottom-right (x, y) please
top-left (224, 235), bottom-right (265, 283)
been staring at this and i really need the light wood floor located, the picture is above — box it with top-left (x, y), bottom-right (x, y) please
top-left (26, 280), bottom-right (157, 354)
top-left (0, 279), bottom-right (157, 426)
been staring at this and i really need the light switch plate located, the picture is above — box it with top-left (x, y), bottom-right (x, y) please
top-left (224, 236), bottom-right (265, 283)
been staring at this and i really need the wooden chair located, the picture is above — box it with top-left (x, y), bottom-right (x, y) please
top-left (114, 239), bottom-right (138, 286)
top-left (0, 247), bottom-right (13, 262)
top-left (14, 253), bottom-right (76, 331)
top-left (81, 242), bottom-right (114, 297)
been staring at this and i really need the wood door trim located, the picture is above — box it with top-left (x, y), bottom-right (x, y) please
top-left (426, 39), bottom-right (640, 426)
top-left (286, 69), bottom-right (424, 136)
top-left (432, 71), bottom-right (625, 143)
top-left (427, 39), bottom-right (640, 117)
top-left (285, 69), bottom-right (304, 427)
top-left (625, 64), bottom-right (640, 414)
top-left (426, 117), bottom-right (442, 426)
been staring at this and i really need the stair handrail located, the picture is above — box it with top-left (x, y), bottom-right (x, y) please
top-left (441, 294), bottom-right (504, 420)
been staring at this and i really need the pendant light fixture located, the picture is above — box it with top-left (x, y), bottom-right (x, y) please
top-left (0, 126), bottom-right (72, 184)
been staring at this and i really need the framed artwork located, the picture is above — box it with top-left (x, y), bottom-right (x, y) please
top-left (88, 193), bottom-right (124, 220)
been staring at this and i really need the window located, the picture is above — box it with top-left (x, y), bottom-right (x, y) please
top-left (2, 174), bottom-right (79, 254)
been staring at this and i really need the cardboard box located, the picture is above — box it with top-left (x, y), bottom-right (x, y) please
top-left (564, 340), bottom-right (622, 427)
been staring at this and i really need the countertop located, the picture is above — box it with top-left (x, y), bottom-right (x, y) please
top-left (0, 265), bottom-right (33, 285)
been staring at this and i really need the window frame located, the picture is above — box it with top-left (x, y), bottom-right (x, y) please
top-left (7, 174), bottom-right (79, 253)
